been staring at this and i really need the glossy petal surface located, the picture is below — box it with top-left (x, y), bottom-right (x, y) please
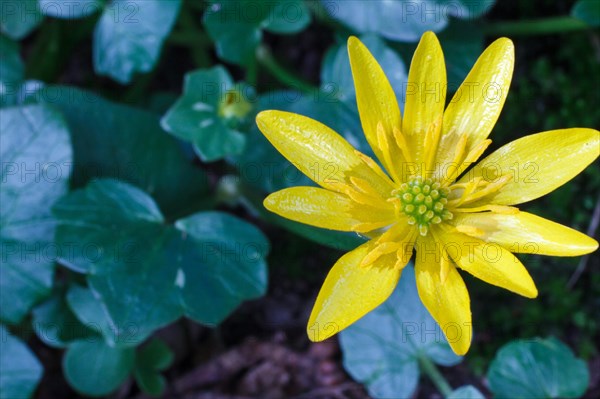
top-left (415, 234), bottom-right (471, 355)
top-left (256, 110), bottom-right (393, 195)
top-left (453, 211), bottom-right (598, 256)
top-left (264, 186), bottom-right (394, 231)
top-left (462, 128), bottom-right (600, 205)
top-left (403, 31), bottom-right (446, 164)
top-left (308, 239), bottom-right (409, 342)
top-left (440, 230), bottom-right (538, 298)
top-left (436, 38), bottom-right (514, 170)
top-left (348, 36), bottom-right (402, 179)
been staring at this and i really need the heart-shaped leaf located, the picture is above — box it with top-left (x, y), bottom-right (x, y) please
top-left (487, 337), bottom-right (589, 399)
top-left (66, 284), bottom-right (119, 346)
top-left (203, 0), bottom-right (310, 65)
top-left (63, 339), bottom-right (135, 397)
top-left (54, 179), bottom-right (269, 346)
top-left (93, 0), bottom-right (182, 83)
top-left (133, 338), bottom-right (174, 396)
top-left (339, 265), bottom-right (462, 399)
top-left (0, 0), bottom-right (43, 39)
top-left (38, 86), bottom-right (210, 218)
top-left (161, 66), bottom-right (248, 162)
top-left (1, 105), bottom-right (72, 323)
top-left (322, 0), bottom-right (494, 42)
top-left (0, 325), bottom-right (43, 399)
top-left (32, 289), bottom-right (98, 348)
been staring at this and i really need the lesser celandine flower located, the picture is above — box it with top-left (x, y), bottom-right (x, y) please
top-left (256, 32), bottom-right (599, 355)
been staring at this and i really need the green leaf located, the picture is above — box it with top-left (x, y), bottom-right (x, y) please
top-left (0, 0), bottom-right (43, 40)
top-left (133, 339), bottom-right (173, 396)
top-left (322, 0), bottom-right (494, 42)
top-left (0, 325), bottom-right (43, 399)
top-left (32, 289), bottom-right (97, 348)
top-left (0, 35), bottom-right (23, 106)
top-left (173, 211), bottom-right (269, 324)
top-left (134, 367), bottom-right (166, 397)
top-left (448, 385), bottom-right (485, 399)
top-left (54, 179), bottom-right (269, 345)
top-left (572, 0), bottom-right (600, 27)
top-left (39, 0), bottom-right (104, 19)
top-left (339, 266), bottom-right (462, 399)
top-left (136, 339), bottom-right (174, 371)
top-left (161, 66), bottom-right (247, 162)
top-left (54, 179), bottom-right (178, 345)
top-left (66, 284), bottom-right (117, 346)
top-left (63, 339), bottom-right (135, 397)
top-left (1, 105), bottom-right (72, 324)
top-left (487, 337), bottom-right (589, 399)
top-left (203, 0), bottom-right (310, 65)
top-left (261, 0), bottom-right (312, 33)
top-left (38, 86), bottom-right (209, 217)
top-left (94, 0), bottom-right (182, 83)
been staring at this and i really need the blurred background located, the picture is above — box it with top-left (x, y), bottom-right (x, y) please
top-left (1, 0), bottom-right (599, 398)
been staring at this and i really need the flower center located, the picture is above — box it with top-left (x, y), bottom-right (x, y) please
top-left (396, 177), bottom-right (453, 236)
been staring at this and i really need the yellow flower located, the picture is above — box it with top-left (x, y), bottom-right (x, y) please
top-left (255, 32), bottom-right (599, 355)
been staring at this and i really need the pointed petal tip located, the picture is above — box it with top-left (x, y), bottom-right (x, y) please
top-left (489, 37), bottom-right (515, 60)
top-left (255, 110), bottom-right (272, 130)
top-left (420, 30), bottom-right (441, 45)
top-left (306, 318), bottom-right (339, 342)
top-left (526, 285), bottom-right (538, 299)
top-left (493, 37), bottom-right (514, 49)
top-left (256, 109), bottom-right (280, 124)
top-left (450, 340), bottom-right (470, 356)
top-left (262, 193), bottom-right (276, 211)
top-left (589, 238), bottom-right (600, 253)
top-left (347, 35), bottom-right (361, 47)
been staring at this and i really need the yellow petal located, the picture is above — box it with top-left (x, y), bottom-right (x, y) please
top-left (461, 128), bottom-right (600, 205)
top-left (256, 110), bottom-right (394, 195)
top-left (435, 38), bottom-right (514, 175)
top-left (403, 31), bottom-right (446, 167)
top-left (452, 211), bottom-right (598, 256)
top-left (439, 230), bottom-right (538, 298)
top-left (264, 187), bottom-right (395, 232)
top-left (348, 36), bottom-right (403, 181)
top-left (308, 234), bottom-right (413, 342)
top-left (414, 234), bottom-right (472, 355)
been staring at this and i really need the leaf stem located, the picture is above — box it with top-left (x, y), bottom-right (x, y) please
top-left (256, 45), bottom-right (316, 94)
top-left (418, 355), bottom-right (453, 397)
top-left (483, 16), bottom-right (590, 37)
